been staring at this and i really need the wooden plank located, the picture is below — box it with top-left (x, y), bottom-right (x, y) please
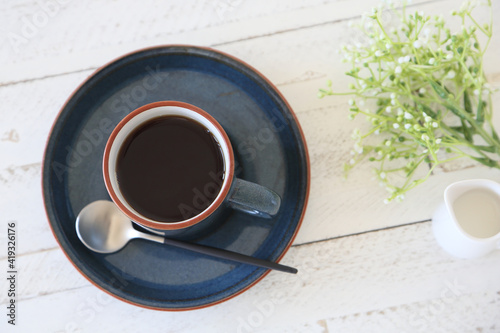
top-left (0, 0), bottom-right (432, 85)
top-left (1, 222), bottom-right (499, 332)
top-left (324, 291), bottom-right (500, 332)
top-left (0, 71), bottom-right (90, 168)
top-left (0, 71), bottom-right (91, 254)
top-left (0, 248), bottom-right (88, 304)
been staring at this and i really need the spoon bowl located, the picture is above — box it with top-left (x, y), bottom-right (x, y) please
top-left (76, 200), bottom-right (297, 274)
top-left (76, 200), bottom-right (140, 253)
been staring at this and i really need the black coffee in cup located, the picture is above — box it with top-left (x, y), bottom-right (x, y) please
top-left (116, 116), bottom-right (224, 222)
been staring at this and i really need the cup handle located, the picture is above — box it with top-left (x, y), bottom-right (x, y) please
top-left (227, 178), bottom-right (281, 218)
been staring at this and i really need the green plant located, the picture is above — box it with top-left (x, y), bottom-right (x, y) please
top-left (319, 0), bottom-right (498, 202)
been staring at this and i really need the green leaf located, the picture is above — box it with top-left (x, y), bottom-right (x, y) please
top-left (463, 91), bottom-right (472, 113)
top-left (428, 80), bottom-right (448, 99)
top-left (446, 104), bottom-right (466, 120)
top-left (429, 81), bottom-right (466, 121)
top-left (417, 102), bottom-right (437, 119)
top-left (470, 156), bottom-right (499, 168)
top-left (492, 129), bottom-right (500, 142)
top-left (461, 119), bottom-right (473, 142)
top-left (476, 100), bottom-right (484, 124)
top-left (475, 145), bottom-right (497, 153)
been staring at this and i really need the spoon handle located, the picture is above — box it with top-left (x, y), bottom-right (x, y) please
top-left (161, 237), bottom-right (297, 274)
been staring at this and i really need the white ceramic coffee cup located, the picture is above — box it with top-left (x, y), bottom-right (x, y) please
top-left (103, 101), bottom-right (281, 238)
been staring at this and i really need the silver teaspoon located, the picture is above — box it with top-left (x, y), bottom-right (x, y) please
top-left (76, 200), bottom-right (297, 274)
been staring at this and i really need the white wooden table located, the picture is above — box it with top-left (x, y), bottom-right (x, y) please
top-left (1, 0), bottom-right (500, 332)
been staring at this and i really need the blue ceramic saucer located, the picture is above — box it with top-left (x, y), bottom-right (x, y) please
top-left (42, 45), bottom-right (309, 310)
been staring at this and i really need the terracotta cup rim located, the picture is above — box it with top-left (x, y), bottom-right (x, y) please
top-left (102, 101), bottom-right (235, 230)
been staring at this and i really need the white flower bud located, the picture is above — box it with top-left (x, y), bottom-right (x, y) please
top-left (354, 142), bottom-right (363, 154)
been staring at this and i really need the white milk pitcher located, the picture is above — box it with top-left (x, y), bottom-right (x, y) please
top-left (432, 179), bottom-right (500, 258)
